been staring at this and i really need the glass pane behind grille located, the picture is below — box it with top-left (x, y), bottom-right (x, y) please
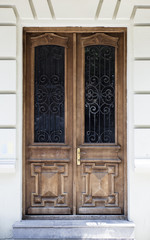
top-left (34, 45), bottom-right (65, 143)
top-left (85, 45), bottom-right (115, 143)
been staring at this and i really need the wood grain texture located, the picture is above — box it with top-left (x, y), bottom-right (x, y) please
top-left (81, 33), bottom-right (119, 47)
top-left (76, 30), bottom-right (126, 215)
top-left (23, 31), bottom-right (73, 215)
top-left (23, 27), bottom-right (127, 218)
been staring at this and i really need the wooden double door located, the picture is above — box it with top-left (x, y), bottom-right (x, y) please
top-left (23, 28), bottom-right (127, 217)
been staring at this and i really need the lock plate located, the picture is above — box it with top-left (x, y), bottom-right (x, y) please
top-left (77, 148), bottom-right (80, 165)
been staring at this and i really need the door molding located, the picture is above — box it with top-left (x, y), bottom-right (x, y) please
top-left (23, 27), bottom-right (127, 219)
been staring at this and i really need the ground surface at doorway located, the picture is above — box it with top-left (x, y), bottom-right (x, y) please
top-left (12, 220), bottom-right (135, 239)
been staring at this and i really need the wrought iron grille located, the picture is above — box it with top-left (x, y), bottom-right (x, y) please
top-left (34, 45), bottom-right (65, 143)
top-left (84, 45), bottom-right (115, 143)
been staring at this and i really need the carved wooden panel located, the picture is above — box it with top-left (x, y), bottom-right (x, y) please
top-left (31, 33), bottom-right (69, 48)
top-left (30, 163), bottom-right (68, 207)
top-left (27, 162), bottom-right (71, 214)
top-left (81, 33), bottom-right (118, 48)
top-left (81, 162), bottom-right (120, 208)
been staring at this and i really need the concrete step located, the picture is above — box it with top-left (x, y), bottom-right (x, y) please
top-left (13, 220), bottom-right (135, 239)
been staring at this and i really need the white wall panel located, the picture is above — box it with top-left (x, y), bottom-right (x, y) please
top-left (135, 0), bottom-right (150, 4)
top-left (15, 0), bottom-right (34, 20)
top-left (0, 61), bottom-right (16, 92)
top-left (98, 0), bottom-right (117, 19)
top-left (0, 129), bottom-right (16, 159)
top-left (134, 129), bottom-right (150, 158)
top-left (134, 27), bottom-right (150, 58)
top-left (0, 8), bottom-right (16, 24)
top-left (134, 8), bottom-right (150, 24)
top-left (0, 27), bottom-right (16, 58)
top-left (32, 0), bottom-right (52, 19)
top-left (51, 0), bottom-right (99, 19)
top-left (0, 94), bottom-right (16, 126)
top-left (134, 95), bottom-right (150, 125)
top-left (134, 61), bottom-right (150, 92)
top-left (116, 0), bottom-right (133, 19)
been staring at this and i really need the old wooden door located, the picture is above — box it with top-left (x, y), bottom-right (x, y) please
top-left (23, 28), bottom-right (127, 217)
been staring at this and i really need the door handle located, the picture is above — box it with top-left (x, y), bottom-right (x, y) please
top-left (77, 148), bottom-right (80, 166)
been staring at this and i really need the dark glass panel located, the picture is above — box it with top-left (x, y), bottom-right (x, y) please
top-left (84, 45), bottom-right (115, 143)
top-left (34, 45), bottom-right (65, 143)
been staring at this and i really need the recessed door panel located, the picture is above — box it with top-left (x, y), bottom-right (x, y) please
top-left (24, 32), bottom-right (73, 215)
top-left (76, 33), bottom-right (125, 215)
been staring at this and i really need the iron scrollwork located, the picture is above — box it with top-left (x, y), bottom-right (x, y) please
top-left (34, 45), bottom-right (65, 143)
top-left (85, 45), bottom-right (115, 143)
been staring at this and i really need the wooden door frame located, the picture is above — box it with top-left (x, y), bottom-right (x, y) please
top-left (23, 27), bottom-right (127, 220)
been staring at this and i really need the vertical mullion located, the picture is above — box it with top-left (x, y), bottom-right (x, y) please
top-left (115, 47), bottom-right (118, 145)
top-left (72, 33), bottom-right (77, 215)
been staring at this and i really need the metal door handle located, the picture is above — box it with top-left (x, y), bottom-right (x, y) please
top-left (77, 148), bottom-right (80, 165)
